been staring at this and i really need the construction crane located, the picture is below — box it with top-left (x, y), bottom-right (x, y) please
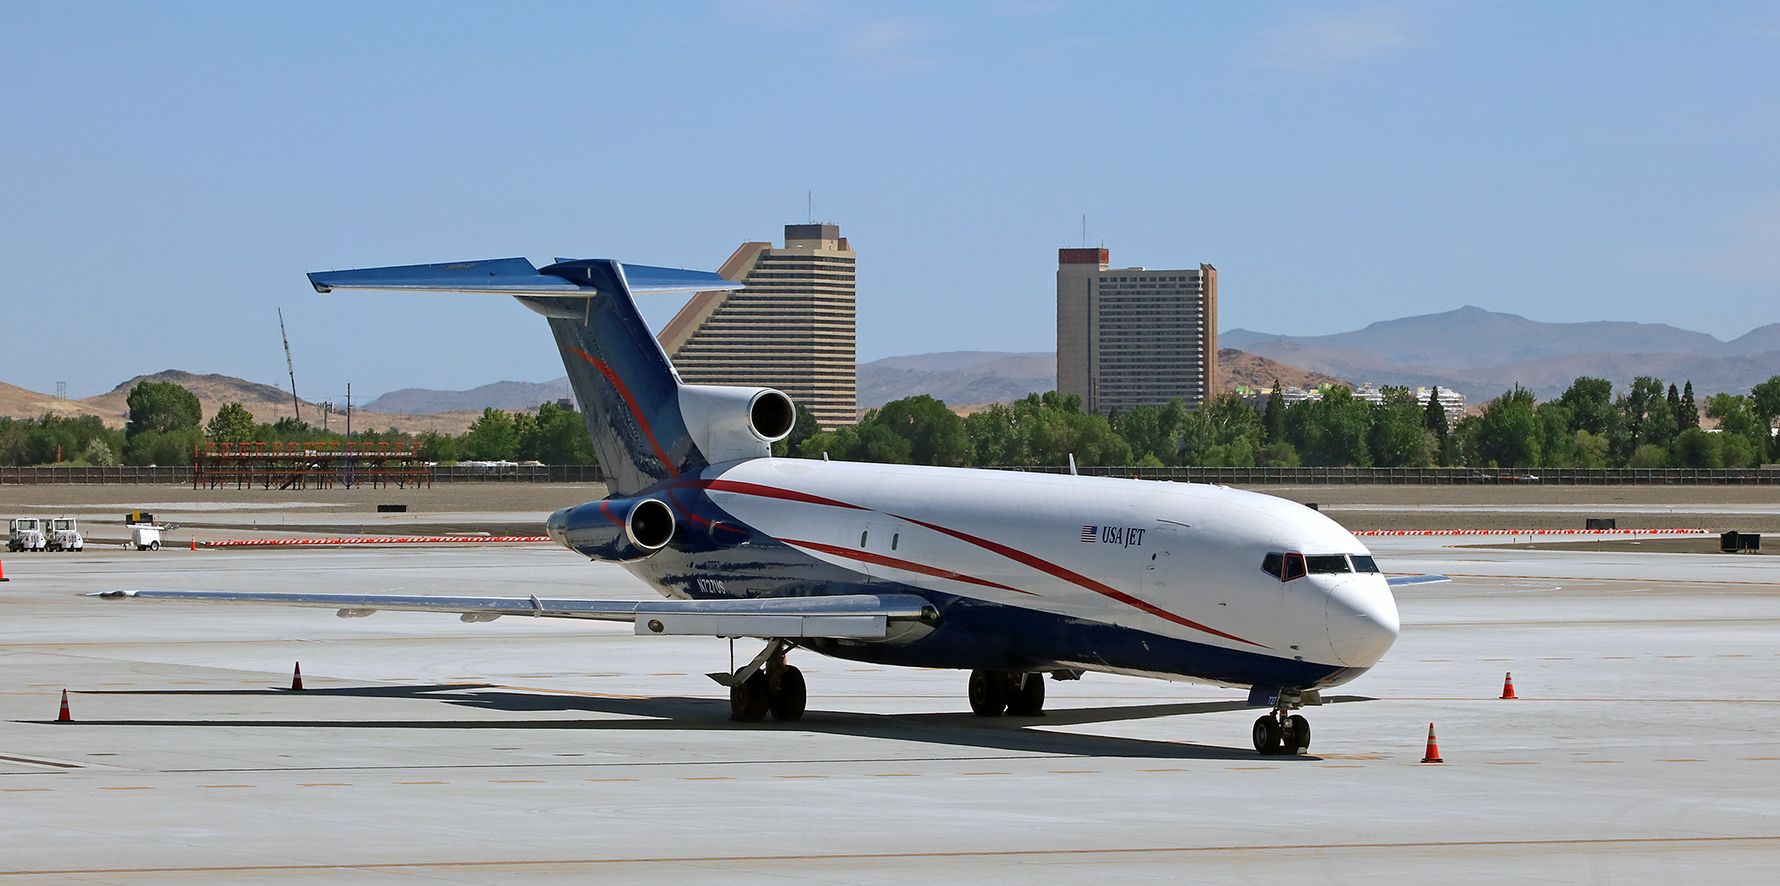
top-left (278, 308), bottom-right (302, 423)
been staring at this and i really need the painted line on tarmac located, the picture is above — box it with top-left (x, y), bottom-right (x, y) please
top-left (11, 836), bottom-right (1779, 877)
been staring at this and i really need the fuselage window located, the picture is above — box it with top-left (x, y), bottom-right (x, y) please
top-left (1306, 555), bottom-right (1351, 574)
top-left (1350, 554), bottom-right (1380, 573)
top-left (1261, 552), bottom-right (1283, 579)
top-left (1282, 552), bottom-right (1307, 582)
top-left (860, 530), bottom-right (869, 547)
top-left (891, 532), bottom-right (900, 551)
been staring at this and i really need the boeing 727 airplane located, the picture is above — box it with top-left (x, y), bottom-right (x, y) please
top-left (99, 255), bottom-right (1439, 755)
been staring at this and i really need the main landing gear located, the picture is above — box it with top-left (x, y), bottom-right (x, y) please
top-left (1252, 693), bottom-right (1314, 755)
top-left (967, 669), bottom-right (1047, 717)
top-left (722, 640), bottom-right (806, 723)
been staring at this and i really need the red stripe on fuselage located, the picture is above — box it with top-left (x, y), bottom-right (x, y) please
top-left (696, 478), bottom-right (865, 510)
top-left (596, 500), bottom-right (625, 526)
top-left (781, 537), bottom-right (1035, 595)
top-left (892, 513), bottom-right (1267, 649)
top-left (691, 477), bottom-right (1262, 648)
top-left (569, 348), bottom-right (678, 478)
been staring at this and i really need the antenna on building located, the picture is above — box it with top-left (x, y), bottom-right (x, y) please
top-left (1081, 214), bottom-right (1088, 247)
top-left (278, 307), bottom-right (302, 423)
top-left (807, 191), bottom-right (814, 224)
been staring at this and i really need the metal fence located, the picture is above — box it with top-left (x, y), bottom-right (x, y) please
top-left (0, 464), bottom-right (607, 485)
top-left (4, 463), bottom-right (1776, 486)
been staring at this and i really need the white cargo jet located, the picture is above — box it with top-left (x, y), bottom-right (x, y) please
top-left (98, 257), bottom-right (1441, 754)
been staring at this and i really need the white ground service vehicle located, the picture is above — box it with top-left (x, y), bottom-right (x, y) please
top-left (126, 514), bottom-right (164, 551)
top-left (8, 518), bottom-right (46, 552)
top-left (45, 517), bottom-right (84, 552)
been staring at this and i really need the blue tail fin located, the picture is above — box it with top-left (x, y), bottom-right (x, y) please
top-left (308, 258), bottom-right (744, 495)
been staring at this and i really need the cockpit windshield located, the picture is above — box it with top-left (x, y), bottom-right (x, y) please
top-left (1264, 551), bottom-right (1379, 580)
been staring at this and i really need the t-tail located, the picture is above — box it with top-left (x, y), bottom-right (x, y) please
top-left (307, 257), bottom-right (796, 495)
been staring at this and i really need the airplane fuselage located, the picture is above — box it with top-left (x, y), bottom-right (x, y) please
top-left (554, 457), bottom-right (1400, 694)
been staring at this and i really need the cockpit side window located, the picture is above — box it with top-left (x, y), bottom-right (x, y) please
top-left (1261, 552), bottom-right (1283, 579)
top-left (1306, 554), bottom-right (1351, 574)
top-left (1281, 552), bottom-right (1307, 582)
top-left (1350, 554), bottom-right (1380, 573)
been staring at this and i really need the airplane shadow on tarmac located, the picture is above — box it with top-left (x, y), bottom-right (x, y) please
top-left (43, 684), bottom-right (1376, 761)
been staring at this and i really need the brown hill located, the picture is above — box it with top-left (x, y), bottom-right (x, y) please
top-left (1217, 348), bottom-right (1346, 393)
top-left (1, 372), bottom-right (485, 435)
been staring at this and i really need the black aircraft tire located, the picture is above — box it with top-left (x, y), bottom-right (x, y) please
top-left (730, 671), bottom-right (771, 722)
top-left (1005, 673), bottom-right (1046, 716)
top-left (1287, 714), bottom-right (1311, 754)
top-left (1252, 715), bottom-right (1283, 755)
top-left (769, 666), bottom-right (807, 721)
top-left (968, 669), bottom-right (1009, 717)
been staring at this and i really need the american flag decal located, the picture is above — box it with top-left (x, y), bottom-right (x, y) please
top-left (1079, 525), bottom-right (1098, 543)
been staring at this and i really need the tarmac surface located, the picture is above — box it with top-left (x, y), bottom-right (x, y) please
top-left (0, 489), bottom-right (1777, 882)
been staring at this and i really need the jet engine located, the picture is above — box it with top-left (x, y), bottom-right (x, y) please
top-left (547, 496), bottom-right (676, 562)
top-left (677, 384), bottom-right (796, 464)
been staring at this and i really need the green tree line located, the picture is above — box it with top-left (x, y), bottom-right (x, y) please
top-left (0, 381), bottom-right (600, 467)
top-left (9, 376), bottom-right (1779, 470)
top-left (786, 376), bottom-right (1780, 471)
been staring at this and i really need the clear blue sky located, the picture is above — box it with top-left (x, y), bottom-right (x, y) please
top-left (3, 1), bottom-right (1777, 401)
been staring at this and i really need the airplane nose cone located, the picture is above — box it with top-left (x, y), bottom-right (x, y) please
top-left (1326, 577), bottom-right (1400, 667)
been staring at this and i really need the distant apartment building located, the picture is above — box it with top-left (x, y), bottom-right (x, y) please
top-left (658, 223), bottom-right (857, 430)
top-left (1241, 383), bottom-right (1467, 428)
top-left (1057, 247), bottom-right (1218, 415)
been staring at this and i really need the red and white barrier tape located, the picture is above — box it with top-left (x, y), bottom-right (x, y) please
top-left (203, 535), bottom-right (551, 548)
top-left (1351, 528), bottom-right (1711, 537)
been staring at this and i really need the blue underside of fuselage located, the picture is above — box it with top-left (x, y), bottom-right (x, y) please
top-left (581, 478), bottom-right (1348, 692)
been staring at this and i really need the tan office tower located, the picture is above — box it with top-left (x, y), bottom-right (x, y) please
top-left (659, 223), bottom-right (857, 429)
top-left (1056, 248), bottom-right (1218, 415)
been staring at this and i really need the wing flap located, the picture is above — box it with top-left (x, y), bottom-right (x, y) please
top-left (89, 590), bottom-right (929, 639)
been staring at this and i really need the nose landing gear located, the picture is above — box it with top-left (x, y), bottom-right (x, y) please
top-left (1251, 689), bottom-right (1316, 755)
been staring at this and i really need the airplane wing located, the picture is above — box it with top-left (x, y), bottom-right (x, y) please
top-left (89, 590), bottom-right (932, 640)
top-left (1385, 574), bottom-right (1450, 588)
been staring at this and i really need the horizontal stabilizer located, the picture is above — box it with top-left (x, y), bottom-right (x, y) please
top-left (308, 258), bottom-right (742, 296)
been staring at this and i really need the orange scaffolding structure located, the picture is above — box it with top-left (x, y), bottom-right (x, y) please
top-left (193, 441), bottom-right (432, 490)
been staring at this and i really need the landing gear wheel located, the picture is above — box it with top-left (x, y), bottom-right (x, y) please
top-left (729, 670), bottom-right (771, 722)
top-left (1252, 714), bottom-right (1284, 755)
top-left (1005, 673), bottom-right (1046, 716)
top-left (968, 669), bottom-right (1009, 717)
top-left (1284, 714), bottom-right (1311, 754)
top-left (768, 665), bottom-right (806, 721)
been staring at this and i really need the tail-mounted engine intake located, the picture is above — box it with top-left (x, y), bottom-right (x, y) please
top-left (547, 496), bottom-right (676, 562)
top-left (677, 384), bottom-right (795, 463)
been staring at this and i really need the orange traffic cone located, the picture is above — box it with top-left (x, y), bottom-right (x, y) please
top-left (0, 559), bottom-right (9, 581)
top-left (289, 662), bottom-right (304, 691)
top-left (190, 538), bottom-right (196, 552)
top-left (1500, 671), bottom-right (1518, 700)
top-left (56, 689), bottom-right (72, 722)
top-left (1421, 722), bottom-right (1444, 763)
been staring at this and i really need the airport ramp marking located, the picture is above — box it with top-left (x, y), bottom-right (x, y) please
top-left (6, 835), bottom-right (1780, 877)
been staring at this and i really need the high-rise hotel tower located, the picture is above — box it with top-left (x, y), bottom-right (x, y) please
top-left (1056, 247), bottom-right (1218, 415)
top-left (659, 224), bottom-right (857, 429)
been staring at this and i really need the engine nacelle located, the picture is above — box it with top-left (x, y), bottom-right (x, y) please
top-left (677, 384), bottom-right (796, 464)
top-left (547, 496), bottom-right (676, 562)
